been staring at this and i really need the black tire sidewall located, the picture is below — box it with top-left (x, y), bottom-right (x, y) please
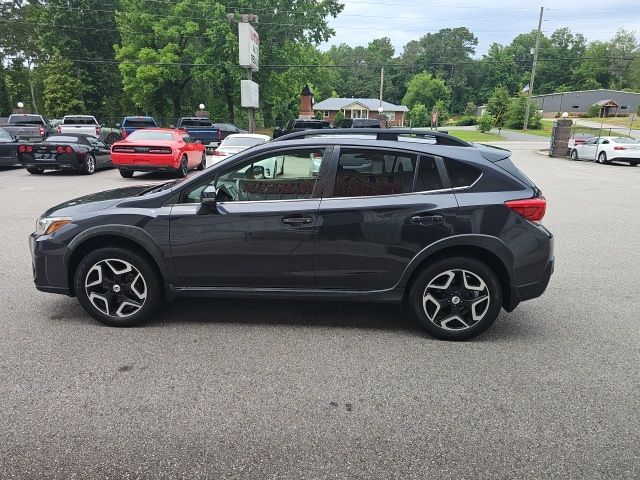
top-left (74, 247), bottom-right (162, 327)
top-left (598, 152), bottom-right (607, 164)
top-left (570, 149), bottom-right (578, 160)
top-left (119, 169), bottom-right (134, 178)
top-left (409, 257), bottom-right (503, 341)
top-left (197, 153), bottom-right (206, 170)
top-left (177, 155), bottom-right (188, 177)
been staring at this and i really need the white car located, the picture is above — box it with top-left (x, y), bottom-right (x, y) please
top-left (570, 136), bottom-right (640, 166)
top-left (210, 133), bottom-right (270, 164)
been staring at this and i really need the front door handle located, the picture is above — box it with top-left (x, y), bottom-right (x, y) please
top-left (411, 214), bottom-right (444, 224)
top-left (282, 216), bottom-right (313, 225)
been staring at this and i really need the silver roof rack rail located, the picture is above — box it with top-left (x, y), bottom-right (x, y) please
top-left (270, 128), bottom-right (471, 147)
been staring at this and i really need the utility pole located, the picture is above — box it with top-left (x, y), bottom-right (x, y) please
top-left (229, 13), bottom-right (259, 134)
top-left (523, 6), bottom-right (544, 131)
top-left (379, 67), bottom-right (384, 109)
top-left (246, 67), bottom-right (255, 134)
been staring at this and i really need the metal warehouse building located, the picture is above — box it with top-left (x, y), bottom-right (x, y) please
top-left (533, 89), bottom-right (640, 116)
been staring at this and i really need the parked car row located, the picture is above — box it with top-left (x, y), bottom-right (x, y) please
top-left (0, 124), bottom-right (270, 177)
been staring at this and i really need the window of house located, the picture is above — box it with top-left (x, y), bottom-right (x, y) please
top-left (621, 105), bottom-right (628, 110)
top-left (572, 105), bottom-right (580, 109)
top-left (332, 149), bottom-right (443, 198)
top-left (323, 111), bottom-right (330, 117)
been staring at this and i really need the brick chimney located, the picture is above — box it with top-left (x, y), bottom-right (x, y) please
top-left (299, 84), bottom-right (314, 119)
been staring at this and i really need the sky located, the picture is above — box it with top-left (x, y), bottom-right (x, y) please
top-left (321, 0), bottom-right (640, 56)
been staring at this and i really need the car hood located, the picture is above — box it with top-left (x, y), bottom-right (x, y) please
top-left (41, 185), bottom-right (154, 218)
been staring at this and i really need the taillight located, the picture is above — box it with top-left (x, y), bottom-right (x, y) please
top-left (121, 129), bottom-right (127, 139)
top-left (18, 145), bottom-right (27, 153)
top-left (213, 150), bottom-right (227, 156)
top-left (39, 126), bottom-right (45, 136)
top-left (613, 146), bottom-right (626, 150)
top-left (26, 145), bottom-right (33, 153)
top-left (505, 196), bottom-right (547, 223)
top-left (95, 126), bottom-right (101, 137)
top-left (148, 147), bottom-right (172, 154)
top-left (217, 128), bottom-right (221, 138)
top-left (57, 126), bottom-right (61, 133)
top-left (56, 146), bottom-right (64, 154)
top-left (65, 146), bottom-right (73, 154)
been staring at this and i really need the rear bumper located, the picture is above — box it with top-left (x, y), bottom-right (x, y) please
top-left (20, 154), bottom-right (84, 171)
top-left (117, 165), bottom-right (179, 173)
top-left (609, 156), bottom-right (640, 162)
top-left (516, 256), bottom-right (554, 302)
top-left (112, 153), bottom-right (180, 171)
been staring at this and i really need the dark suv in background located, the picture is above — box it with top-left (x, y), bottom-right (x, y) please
top-left (30, 129), bottom-right (553, 340)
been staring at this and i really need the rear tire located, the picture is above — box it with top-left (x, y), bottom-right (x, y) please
top-left (408, 257), bottom-right (503, 341)
top-left (119, 169), bottom-right (134, 178)
top-left (197, 152), bottom-right (206, 170)
top-left (26, 166), bottom-right (44, 174)
top-left (82, 153), bottom-right (96, 175)
top-left (176, 155), bottom-right (188, 178)
top-left (629, 161), bottom-right (638, 167)
top-left (106, 132), bottom-right (120, 145)
top-left (570, 149), bottom-right (579, 160)
top-left (74, 247), bottom-right (163, 327)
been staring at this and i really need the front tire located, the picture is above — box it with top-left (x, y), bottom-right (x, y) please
top-left (74, 247), bottom-right (163, 327)
top-left (119, 169), bottom-right (134, 178)
top-left (176, 154), bottom-right (188, 178)
top-left (26, 166), bottom-right (44, 174)
top-left (408, 257), bottom-right (503, 341)
top-left (597, 152), bottom-right (608, 164)
top-left (82, 153), bottom-right (96, 175)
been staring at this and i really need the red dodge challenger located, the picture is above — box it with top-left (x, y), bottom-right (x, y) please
top-left (110, 128), bottom-right (206, 178)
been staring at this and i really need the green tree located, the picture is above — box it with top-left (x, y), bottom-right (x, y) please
top-left (0, 59), bottom-right (11, 116)
top-left (42, 50), bottom-right (86, 117)
top-left (486, 86), bottom-right (510, 128)
top-left (334, 110), bottom-right (345, 127)
top-left (463, 101), bottom-right (477, 117)
top-left (477, 112), bottom-right (495, 133)
top-left (402, 72), bottom-right (451, 112)
top-left (434, 99), bottom-right (449, 124)
top-left (505, 94), bottom-right (542, 130)
top-left (409, 103), bottom-right (429, 127)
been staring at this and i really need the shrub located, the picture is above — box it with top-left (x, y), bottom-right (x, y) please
top-left (477, 113), bottom-right (495, 133)
top-left (505, 95), bottom-right (542, 130)
top-left (587, 104), bottom-right (601, 118)
top-left (334, 110), bottom-right (345, 127)
top-left (455, 115), bottom-right (478, 126)
top-left (434, 99), bottom-right (449, 125)
top-left (463, 101), bottom-right (477, 117)
top-left (409, 103), bottom-right (429, 127)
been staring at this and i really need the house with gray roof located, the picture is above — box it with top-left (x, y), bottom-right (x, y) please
top-left (313, 98), bottom-right (409, 126)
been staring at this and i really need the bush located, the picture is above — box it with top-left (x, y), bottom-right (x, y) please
top-left (477, 113), bottom-right (495, 133)
top-left (505, 95), bottom-right (542, 130)
top-left (587, 104), bottom-right (601, 118)
top-left (434, 99), bottom-right (449, 125)
top-left (334, 110), bottom-right (345, 127)
top-left (455, 115), bottom-right (478, 126)
top-left (463, 101), bottom-right (477, 117)
top-left (409, 103), bottom-right (429, 127)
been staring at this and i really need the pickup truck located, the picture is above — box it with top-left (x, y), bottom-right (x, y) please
top-left (58, 115), bottom-right (102, 138)
top-left (118, 116), bottom-right (158, 140)
top-left (272, 119), bottom-right (331, 139)
top-left (4, 114), bottom-right (51, 141)
top-left (175, 117), bottom-right (221, 147)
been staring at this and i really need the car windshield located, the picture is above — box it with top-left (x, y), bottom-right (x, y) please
top-left (0, 129), bottom-right (13, 142)
top-left (127, 130), bottom-right (174, 141)
top-left (45, 135), bottom-right (81, 143)
top-left (10, 115), bottom-right (43, 125)
top-left (124, 118), bottom-right (156, 127)
top-left (180, 119), bottom-right (212, 127)
top-left (63, 117), bottom-right (95, 125)
top-left (222, 137), bottom-right (266, 148)
top-left (612, 137), bottom-right (639, 144)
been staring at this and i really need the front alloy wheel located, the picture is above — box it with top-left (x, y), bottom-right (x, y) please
top-left (410, 257), bottom-right (502, 340)
top-left (177, 155), bottom-right (188, 178)
top-left (74, 247), bottom-right (162, 327)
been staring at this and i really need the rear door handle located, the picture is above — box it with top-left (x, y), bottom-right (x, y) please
top-left (282, 216), bottom-right (313, 225)
top-left (411, 214), bottom-right (444, 224)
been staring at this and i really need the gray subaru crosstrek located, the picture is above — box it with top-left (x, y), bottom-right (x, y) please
top-left (30, 129), bottom-right (554, 340)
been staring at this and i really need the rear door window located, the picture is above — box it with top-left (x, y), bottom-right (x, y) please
top-left (331, 148), bottom-right (443, 198)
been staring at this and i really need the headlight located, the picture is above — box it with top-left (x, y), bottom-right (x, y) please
top-left (35, 217), bottom-right (72, 236)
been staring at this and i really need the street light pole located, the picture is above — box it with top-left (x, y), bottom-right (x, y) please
top-left (524, 6), bottom-right (544, 132)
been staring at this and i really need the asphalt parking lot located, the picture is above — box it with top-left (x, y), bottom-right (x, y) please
top-left (1, 144), bottom-right (639, 479)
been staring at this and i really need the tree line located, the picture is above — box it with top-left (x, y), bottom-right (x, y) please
top-left (1, 1), bottom-right (639, 128)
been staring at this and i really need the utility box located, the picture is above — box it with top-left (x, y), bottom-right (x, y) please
top-left (550, 119), bottom-right (573, 157)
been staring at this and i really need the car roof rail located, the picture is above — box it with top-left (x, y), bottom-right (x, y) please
top-left (271, 128), bottom-right (471, 147)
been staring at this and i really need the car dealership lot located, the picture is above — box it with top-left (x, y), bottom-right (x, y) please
top-left (1, 145), bottom-right (639, 479)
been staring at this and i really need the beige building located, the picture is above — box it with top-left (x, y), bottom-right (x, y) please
top-left (313, 98), bottom-right (408, 127)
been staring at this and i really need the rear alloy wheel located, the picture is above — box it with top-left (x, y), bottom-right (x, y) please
top-left (597, 152), bottom-right (608, 164)
top-left (197, 152), bottom-right (206, 170)
top-left (409, 257), bottom-right (502, 341)
top-left (176, 155), bottom-right (188, 178)
top-left (74, 247), bottom-right (163, 327)
top-left (26, 166), bottom-right (44, 174)
top-left (119, 169), bottom-right (134, 178)
top-left (570, 149), bottom-right (579, 161)
top-left (82, 153), bottom-right (96, 175)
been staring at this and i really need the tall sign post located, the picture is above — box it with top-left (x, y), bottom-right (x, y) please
top-left (236, 16), bottom-right (260, 133)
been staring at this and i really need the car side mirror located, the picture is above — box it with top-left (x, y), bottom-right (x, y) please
top-left (246, 165), bottom-right (265, 179)
top-left (196, 185), bottom-right (219, 215)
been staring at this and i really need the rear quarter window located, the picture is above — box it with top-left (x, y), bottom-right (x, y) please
top-left (444, 159), bottom-right (482, 188)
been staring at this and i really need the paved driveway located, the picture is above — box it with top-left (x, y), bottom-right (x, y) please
top-left (1, 146), bottom-right (639, 479)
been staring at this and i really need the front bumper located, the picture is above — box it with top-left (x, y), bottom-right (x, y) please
top-left (30, 233), bottom-right (72, 296)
